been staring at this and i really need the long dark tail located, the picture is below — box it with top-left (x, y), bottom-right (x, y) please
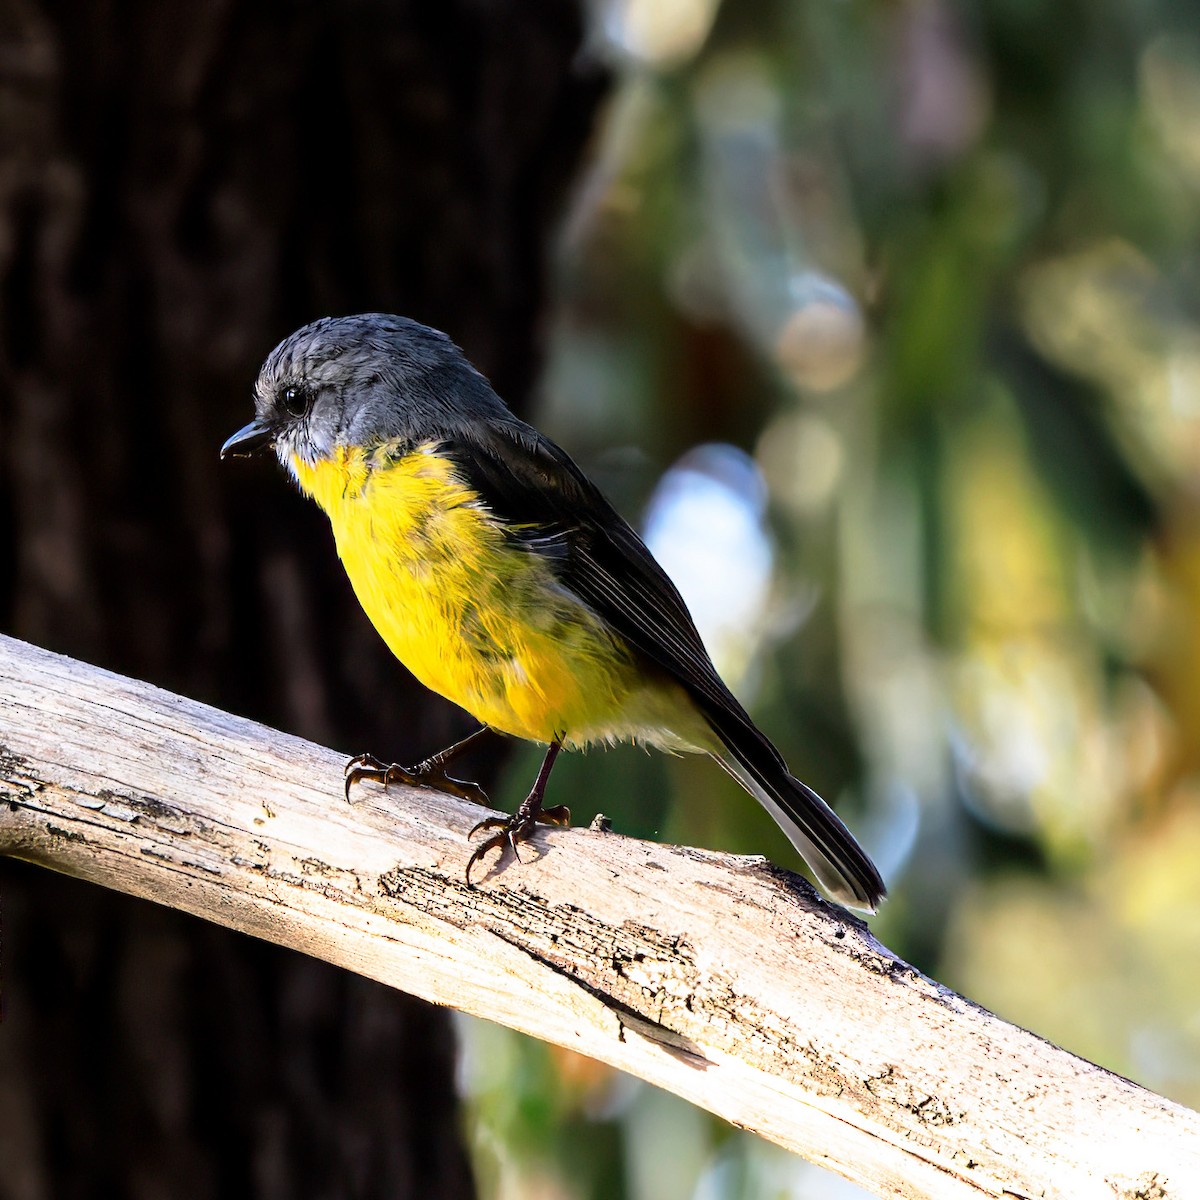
top-left (700, 698), bottom-right (886, 911)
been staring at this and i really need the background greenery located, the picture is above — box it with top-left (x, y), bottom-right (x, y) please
top-left (462, 0), bottom-right (1200, 1195)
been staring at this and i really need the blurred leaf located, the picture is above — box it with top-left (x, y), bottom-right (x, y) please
top-left (996, 326), bottom-right (1160, 556)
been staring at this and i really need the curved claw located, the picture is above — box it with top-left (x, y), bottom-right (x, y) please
top-left (465, 833), bottom-right (505, 886)
top-left (468, 815), bottom-right (507, 839)
top-left (464, 804), bottom-right (572, 886)
top-left (344, 752), bottom-right (393, 802)
top-left (465, 826), bottom-right (534, 885)
top-left (343, 751), bottom-right (490, 807)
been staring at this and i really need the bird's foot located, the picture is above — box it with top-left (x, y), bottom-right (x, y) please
top-left (465, 795), bottom-right (571, 885)
top-left (344, 751), bottom-right (489, 807)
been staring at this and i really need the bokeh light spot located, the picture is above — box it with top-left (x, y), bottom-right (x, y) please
top-left (642, 443), bottom-right (774, 687)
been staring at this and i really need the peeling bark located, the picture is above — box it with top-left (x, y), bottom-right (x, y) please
top-left (4, 634), bottom-right (1199, 1200)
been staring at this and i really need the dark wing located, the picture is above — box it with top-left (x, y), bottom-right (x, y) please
top-left (438, 421), bottom-right (742, 713)
top-left (438, 420), bottom-right (886, 909)
top-left (439, 421), bottom-right (808, 761)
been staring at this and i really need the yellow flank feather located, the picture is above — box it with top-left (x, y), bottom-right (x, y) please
top-left (289, 442), bottom-right (712, 752)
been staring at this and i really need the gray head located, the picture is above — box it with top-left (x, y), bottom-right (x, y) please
top-left (221, 314), bottom-right (511, 467)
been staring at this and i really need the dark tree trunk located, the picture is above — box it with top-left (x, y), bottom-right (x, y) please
top-left (0, 2), bottom-right (605, 1196)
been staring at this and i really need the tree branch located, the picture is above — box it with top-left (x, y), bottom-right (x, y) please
top-left (1, 633), bottom-right (1196, 1199)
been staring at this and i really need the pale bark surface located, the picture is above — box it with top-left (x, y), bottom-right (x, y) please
top-left (4, 633), bottom-right (1198, 1200)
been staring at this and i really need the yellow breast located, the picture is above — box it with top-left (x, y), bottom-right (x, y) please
top-left (289, 443), bottom-right (683, 747)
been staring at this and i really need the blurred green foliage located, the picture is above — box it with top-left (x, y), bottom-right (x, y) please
top-left (464, 0), bottom-right (1200, 1195)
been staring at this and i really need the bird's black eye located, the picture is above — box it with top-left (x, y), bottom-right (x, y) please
top-left (280, 385), bottom-right (309, 417)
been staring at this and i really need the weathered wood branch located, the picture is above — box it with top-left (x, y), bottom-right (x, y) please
top-left (1, 633), bottom-right (1197, 1199)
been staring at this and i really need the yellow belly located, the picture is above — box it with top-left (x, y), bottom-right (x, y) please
top-left (290, 444), bottom-right (708, 750)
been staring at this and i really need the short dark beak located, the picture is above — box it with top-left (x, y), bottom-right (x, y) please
top-left (221, 419), bottom-right (273, 459)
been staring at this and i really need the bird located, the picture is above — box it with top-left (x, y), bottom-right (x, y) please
top-left (221, 313), bottom-right (886, 910)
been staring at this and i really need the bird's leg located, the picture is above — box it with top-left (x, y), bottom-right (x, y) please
top-left (466, 738), bottom-right (569, 884)
top-left (344, 726), bottom-right (495, 807)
